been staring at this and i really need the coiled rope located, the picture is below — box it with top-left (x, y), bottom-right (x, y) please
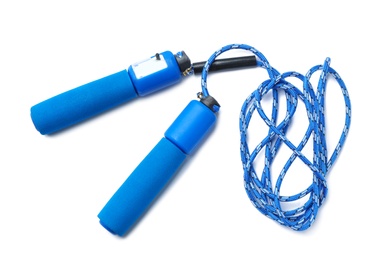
top-left (199, 44), bottom-right (351, 231)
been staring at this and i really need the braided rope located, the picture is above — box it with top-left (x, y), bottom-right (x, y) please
top-left (200, 44), bottom-right (351, 231)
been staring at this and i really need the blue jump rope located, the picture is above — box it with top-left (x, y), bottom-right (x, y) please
top-left (31, 44), bottom-right (351, 236)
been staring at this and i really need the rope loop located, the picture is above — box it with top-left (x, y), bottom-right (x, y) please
top-left (200, 44), bottom-right (351, 231)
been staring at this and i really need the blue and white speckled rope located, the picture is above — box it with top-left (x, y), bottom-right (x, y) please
top-left (199, 44), bottom-right (351, 231)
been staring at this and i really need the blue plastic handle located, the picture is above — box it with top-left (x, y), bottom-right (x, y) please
top-left (30, 70), bottom-right (137, 135)
top-left (98, 100), bottom-right (217, 236)
top-left (30, 51), bottom-right (186, 135)
top-left (98, 138), bottom-right (187, 236)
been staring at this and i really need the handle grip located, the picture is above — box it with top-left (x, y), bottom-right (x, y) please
top-left (98, 100), bottom-right (217, 236)
top-left (30, 70), bottom-right (137, 135)
top-left (98, 137), bottom-right (187, 236)
top-left (30, 51), bottom-right (190, 135)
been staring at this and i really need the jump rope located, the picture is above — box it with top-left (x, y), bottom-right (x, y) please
top-left (30, 43), bottom-right (351, 236)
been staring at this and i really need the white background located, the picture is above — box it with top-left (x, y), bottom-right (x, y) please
top-left (1, 1), bottom-right (382, 259)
